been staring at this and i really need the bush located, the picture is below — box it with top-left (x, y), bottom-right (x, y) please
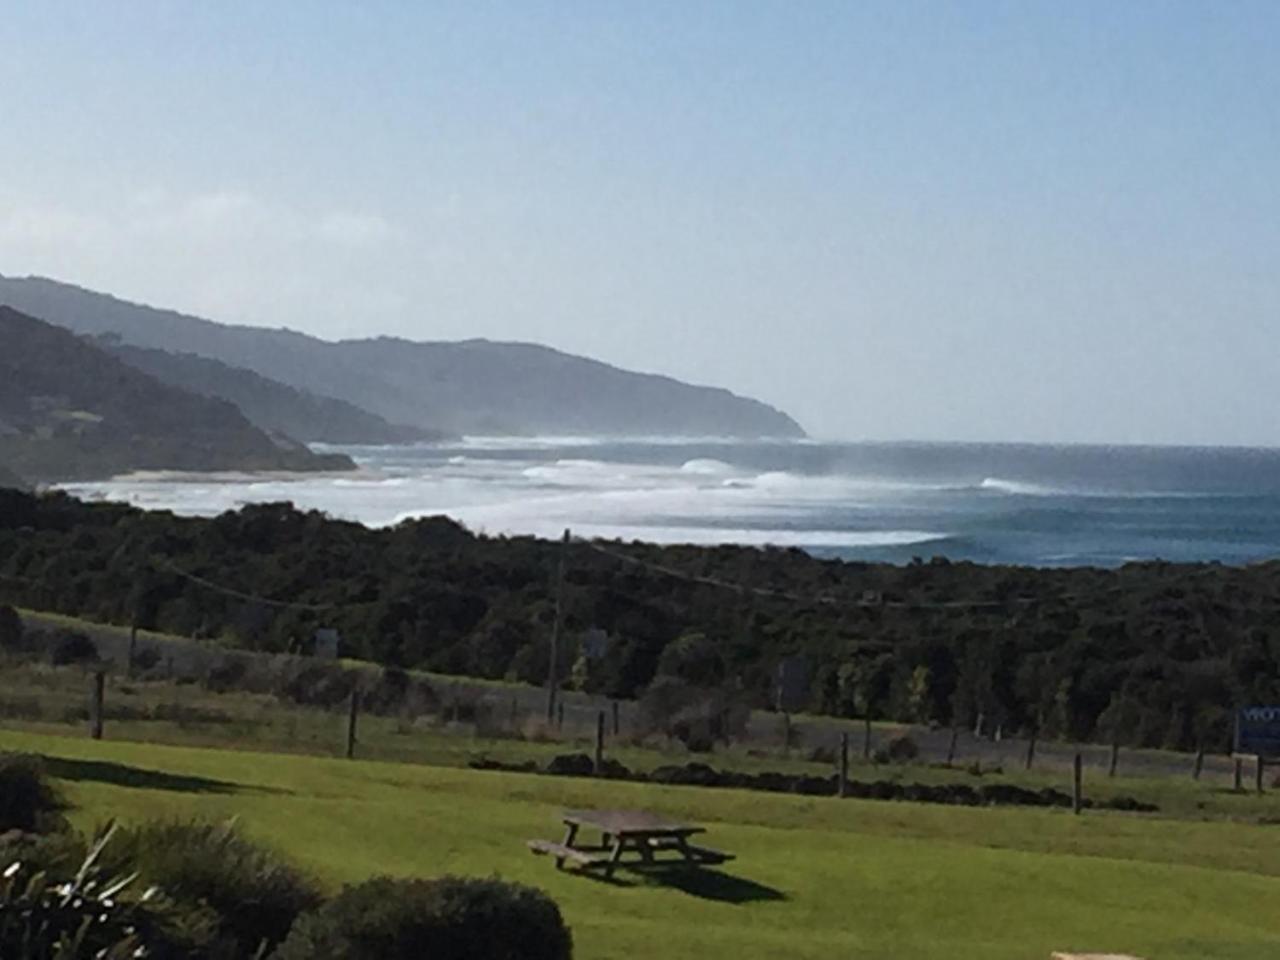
top-left (0, 825), bottom-right (174, 960)
top-left (133, 646), bottom-right (163, 673)
top-left (874, 735), bottom-right (920, 764)
top-left (0, 828), bottom-right (86, 877)
top-left (637, 676), bottom-right (751, 750)
top-left (278, 662), bottom-right (356, 708)
top-left (101, 819), bottom-right (322, 959)
top-left (0, 604), bottom-right (23, 651)
top-left (273, 875), bottom-right (573, 960)
top-left (50, 631), bottom-right (98, 666)
top-left (0, 754), bottom-right (68, 834)
top-left (203, 655), bottom-right (250, 693)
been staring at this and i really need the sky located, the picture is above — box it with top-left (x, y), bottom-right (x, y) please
top-left (1, 1), bottom-right (1278, 445)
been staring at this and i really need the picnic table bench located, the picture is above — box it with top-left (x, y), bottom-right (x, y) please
top-left (528, 809), bottom-right (734, 878)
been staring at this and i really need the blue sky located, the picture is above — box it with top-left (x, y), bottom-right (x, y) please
top-left (2, 1), bottom-right (1278, 443)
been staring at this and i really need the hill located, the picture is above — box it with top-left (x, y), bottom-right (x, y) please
top-left (104, 340), bottom-right (448, 445)
top-left (0, 274), bottom-right (805, 438)
top-left (0, 307), bottom-right (353, 481)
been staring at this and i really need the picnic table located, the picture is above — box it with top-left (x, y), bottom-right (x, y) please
top-left (528, 809), bottom-right (734, 878)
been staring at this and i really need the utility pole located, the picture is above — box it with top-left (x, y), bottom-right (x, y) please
top-left (546, 529), bottom-right (571, 723)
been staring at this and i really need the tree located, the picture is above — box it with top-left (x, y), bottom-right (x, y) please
top-left (656, 632), bottom-right (724, 687)
top-left (0, 604), bottom-right (23, 651)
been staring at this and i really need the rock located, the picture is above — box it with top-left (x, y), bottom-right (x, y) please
top-left (545, 753), bottom-right (595, 777)
top-left (648, 763), bottom-right (722, 787)
top-left (595, 758), bottom-right (632, 779)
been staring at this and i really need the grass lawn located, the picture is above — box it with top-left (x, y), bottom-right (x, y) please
top-left (4, 730), bottom-right (1280, 960)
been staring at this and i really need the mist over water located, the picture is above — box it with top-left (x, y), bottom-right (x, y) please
top-left (60, 439), bottom-right (1280, 567)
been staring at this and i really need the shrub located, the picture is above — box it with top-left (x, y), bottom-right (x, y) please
top-left (0, 825), bottom-right (173, 960)
top-left (0, 695), bottom-right (43, 721)
top-left (101, 819), bottom-right (322, 959)
top-left (132, 646), bottom-right (163, 673)
top-left (278, 662), bottom-right (356, 708)
top-left (0, 754), bottom-right (68, 834)
top-left (638, 677), bottom-right (751, 750)
top-left (0, 828), bottom-right (86, 877)
top-left (874, 735), bottom-right (920, 764)
top-left (203, 655), bottom-right (250, 693)
top-left (50, 631), bottom-right (98, 666)
top-left (273, 875), bottom-right (573, 960)
top-left (0, 604), bottom-right (23, 651)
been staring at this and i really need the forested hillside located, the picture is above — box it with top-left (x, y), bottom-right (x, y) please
top-left (106, 341), bottom-right (448, 445)
top-left (1, 488), bottom-right (1275, 752)
top-left (0, 274), bottom-right (804, 438)
top-left (0, 307), bottom-right (353, 481)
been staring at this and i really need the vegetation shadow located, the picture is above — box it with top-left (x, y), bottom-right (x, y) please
top-left (645, 867), bottom-right (787, 904)
top-left (41, 755), bottom-right (283, 795)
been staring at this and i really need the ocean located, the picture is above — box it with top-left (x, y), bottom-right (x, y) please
top-left (58, 438), bottom-right (1280, 568)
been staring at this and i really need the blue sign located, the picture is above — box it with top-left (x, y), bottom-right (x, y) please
top-left (1235, 706), bottom-right (1280, 758)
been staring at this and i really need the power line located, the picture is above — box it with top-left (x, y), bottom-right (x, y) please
top-left (150, 557), bottom-right (342, 612)
top-left (578, 537), bottom-right (1048, 612)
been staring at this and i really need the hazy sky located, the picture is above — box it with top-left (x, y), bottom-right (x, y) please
top-left (2, 2), bottom-right (1277, 444)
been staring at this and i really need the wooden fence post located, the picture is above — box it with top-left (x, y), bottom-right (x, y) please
top-left (862, 716), bottom-right (872, 760)
top-left (89, 671), bottom-right (105, 740)
top-left (1072, 752), bottom-right (1083, 815)
top-left (945, 726), bottom-right (958, 766)
top-left (1257, 756), bottom-right (1266, 794)
top-left (346, 690), bottom-right (360, 759)
top-left (1192, 746), bottom-right (1205, 781)
top-left (1108, 740), bottom-right (1119, 778)
top-left (839, 732), bottom-right (849, 798)
top-left (1234, 757), bottom-right (1244, 792)
top-left (127, 625), bottom-right (138, 679)
top-left (510, 695), bottom-right (518, 732)
top-left (594, 711), bottom-right (605, 775)
top-left (1025, 730), bottom-right (1037, 770)
top-left (612, 700), bottom-right (620, 737)
top-left (557, 701), bottom-right (565, 731)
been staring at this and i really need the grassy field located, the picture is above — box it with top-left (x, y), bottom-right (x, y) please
top-left (5, 728), bottom-right (1280, 960)
top-left (4, 652), bottom-right (1280, 824)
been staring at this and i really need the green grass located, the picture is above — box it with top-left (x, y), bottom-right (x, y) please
top-left (4, 655), bottom-right (1279, 825)
top-left (5, 729), bottom-right (1280, 959)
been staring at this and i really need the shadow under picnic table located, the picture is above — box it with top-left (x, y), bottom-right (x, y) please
top-left (645, 867), bottom-right (787, 904)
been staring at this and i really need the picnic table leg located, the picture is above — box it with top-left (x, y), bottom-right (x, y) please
top-left (604, 836), bottom-right (626, 879)
top-left (673, 835), bottom-right (694, 864)
top-left (638, 836), bottom-right (655, 864)
top-left (556, 823), bottom-right (579, 870)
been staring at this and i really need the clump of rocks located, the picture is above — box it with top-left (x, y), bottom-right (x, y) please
top-left (467, 754), bottom-right (1159, 813)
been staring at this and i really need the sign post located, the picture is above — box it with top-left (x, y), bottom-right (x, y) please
top-left (1233, 706), bottom-right (1280, 793)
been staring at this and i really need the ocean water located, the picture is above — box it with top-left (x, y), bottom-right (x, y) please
top-left (58, 438), bottom-right (1280, 567)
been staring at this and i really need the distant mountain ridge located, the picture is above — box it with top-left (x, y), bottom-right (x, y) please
top-left (103, 340), bottom-right (448, 445)
top-left (0, 306), bottom-right (353, 482)
top-left (0, 274), bottom-right (805, 439)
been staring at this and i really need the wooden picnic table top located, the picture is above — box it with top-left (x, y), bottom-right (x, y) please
top-left (562, 809), bottom-right (705, 837)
